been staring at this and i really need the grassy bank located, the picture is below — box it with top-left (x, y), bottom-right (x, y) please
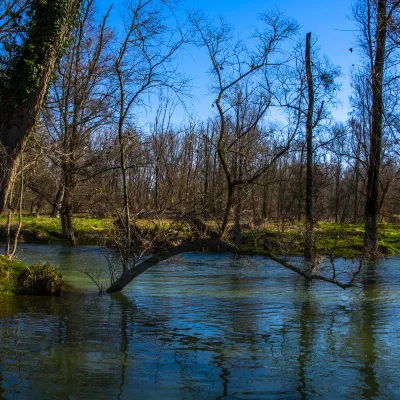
top-left (241, 221), bottom-right (400, 257)
top-left (1, 215), bottom-right (400, 256)
top-left (0, 256), bottom-right (63, 295)
top-left (0, 216), bottom-right (108, 244)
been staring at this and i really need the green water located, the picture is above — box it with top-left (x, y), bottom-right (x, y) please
top-left (1, 244), bottom-right (399, 399)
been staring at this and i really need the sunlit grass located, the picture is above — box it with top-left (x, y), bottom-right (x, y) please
top-left (1, 215), bottom-right (400, 256)
top-left (0, 255), bottom-right (63, 294)
top-left (241, 221), bottom-right (400, 257)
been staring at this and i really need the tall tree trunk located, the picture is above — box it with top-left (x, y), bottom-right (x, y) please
top-left (305, 32), bottom-right (314, 261)
top-left (364, 0), bottom-right (387, 257)
top-left (6, 156), bottom-right (24, 259)
top-left (221, 185), bottom-right (234, 238)
top-left (60, 168), bottom-right (77, 246)
top-left (262, 182), bottom-right (268, 220)
top-left (61, 189), bottom-right (77, 246)
top-left (335, 163), bottom-right (341, 223)
top-left (0, 0), bottom-right (82, 213)
top-left (353, 143), bottom-right (361, 223)
top-left (298, 143), bottom-right (305, 222)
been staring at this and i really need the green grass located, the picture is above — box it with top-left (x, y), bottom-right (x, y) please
top-left (240, 221), bottom-right (400, 257)
top-left (0, 215), bottom-right (186, 244)
top-left (0, 256), bottom-right (27, 293)
top-left (1, 215), bottom-right (400, 256)
top-left (0, 215), bottom-right (109, 244)
top-left (0, 255), bottom-right (63, 295)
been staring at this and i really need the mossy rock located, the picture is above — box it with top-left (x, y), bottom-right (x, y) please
top-left (17, 263), bottom-right (63, 296)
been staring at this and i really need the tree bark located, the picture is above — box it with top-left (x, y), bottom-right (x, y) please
top-left (364, 0), bottom-right (387, 257)
top-left (106, 238), bottom-right (238, 293)
top-left (305, 32), bottom-right (314, 261)
top-left (0, 0), bottom-right (82, 214)
top-left (50, 183), bottom-right (65, 218)
top-left (60, 170), bottom-right (77, 246)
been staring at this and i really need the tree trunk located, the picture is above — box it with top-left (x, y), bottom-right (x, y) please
top-left (364, 0), bottom-right (387, 257)
top-left (60, 205), bottom-right (77, 246)
top-left (60, 173), bottom-right (77, 246)
top-left (106, 238), bottom-right (237, 293)
top-left (0, 0), bottom-right (82, 214)
top-left (233, 190), bottom-right (242, 246)
top-left (50, 183), bottom-right (65, 218)
top-left (335, 163), bottom-right (341, 223)
top-left (298, 143), bottom-right (305, 222)
top-left (353, 143), bottom-right (361, 223)
top-left (220, 185), bottom-right (234, 238)
top-left (305, 32), bottom-right (314, 261)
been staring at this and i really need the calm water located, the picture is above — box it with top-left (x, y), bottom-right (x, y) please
top-left (0, 244), bottom-right (400, 399)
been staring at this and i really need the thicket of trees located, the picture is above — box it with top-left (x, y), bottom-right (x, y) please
top-left (1, 0), bottom-right (400, 291)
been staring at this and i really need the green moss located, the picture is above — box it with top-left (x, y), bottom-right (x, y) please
top-left (0, 256), bottom-right (63, 295)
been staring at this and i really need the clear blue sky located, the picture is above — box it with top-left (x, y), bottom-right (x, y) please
top-left (103, 0), bottom-right (357, 126)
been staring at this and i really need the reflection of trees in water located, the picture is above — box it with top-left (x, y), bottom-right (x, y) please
top-left (116, 294), bottom-right (129, 400)
top-left (0, 258), bottom-right (391, 399)
top-left (295, 281), bottom-right (316, 399)
top-left (293, 274), bottom-right (381, 400)
top-left (359, 262), bottom-right (379, 399)
top-left (292, 263), bottom-right (381, 400)
top-left (0, 298), bottom-right (34, 399)
top-left (0, 294), bottom-right (128, 399)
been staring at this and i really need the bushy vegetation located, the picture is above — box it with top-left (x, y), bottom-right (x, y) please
top-left (0, 256), bottom-right (63, 295)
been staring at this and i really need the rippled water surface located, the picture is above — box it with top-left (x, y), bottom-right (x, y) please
top-left (1, 244), bottom-right (400, 399)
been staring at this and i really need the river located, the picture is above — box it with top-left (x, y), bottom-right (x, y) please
top-left (0, 244), bottom-right (399, 399)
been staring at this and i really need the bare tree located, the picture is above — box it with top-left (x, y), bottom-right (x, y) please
top-left (42, 0), bottom-right (113, 245)
top-left (352, 0), bottom-right (400, 256)
top-left (110, 0), bottom-right (188, 271)
top-left (190, 10), bottom-right (299, 238)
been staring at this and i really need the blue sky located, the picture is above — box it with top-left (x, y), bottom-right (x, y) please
top-left (102, 0), bottom-right (357, 126)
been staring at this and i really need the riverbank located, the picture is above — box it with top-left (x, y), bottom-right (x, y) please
top-left (1, 216), bottom-right (400, 257)
top-left (0, 255), bottom-right (63, 295)
top-left (241, 221), bottom-right (400, 257)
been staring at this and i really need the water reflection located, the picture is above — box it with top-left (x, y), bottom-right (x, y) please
top-left (0, 246), bottom-right (399, 399)
top-left (296, 293), bottom-right (314, 398)
top-left (359, 262), bottom-right (380, 399)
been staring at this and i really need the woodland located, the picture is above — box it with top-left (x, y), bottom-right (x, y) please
top-left (0, 0), bottom-right (400, 294)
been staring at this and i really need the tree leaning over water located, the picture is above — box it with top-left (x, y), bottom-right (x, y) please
top-left (105, 12), bottom-right (359, 294)
top-left (0, 0), bottom-right (83, 214)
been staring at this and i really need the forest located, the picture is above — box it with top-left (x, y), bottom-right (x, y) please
top-left (1, 1), bottom-right (400, 399)
top-left (1, 0), bottom-right (400, 294)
